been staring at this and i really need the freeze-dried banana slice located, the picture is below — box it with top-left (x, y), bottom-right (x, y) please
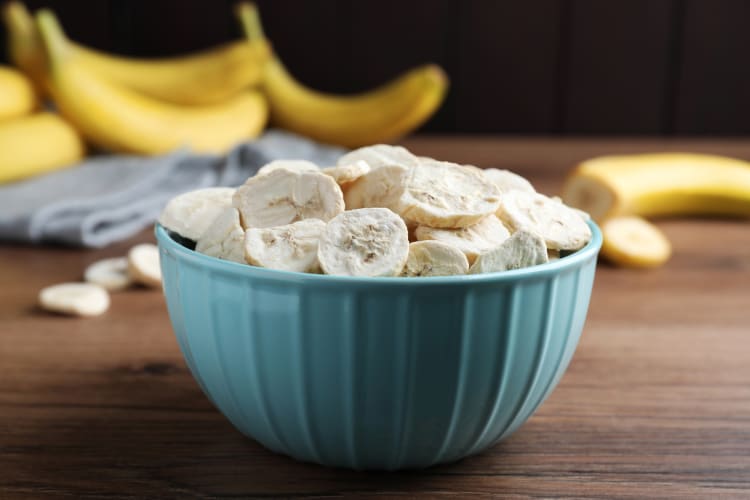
top-left (573, 208), bottom-right (591, 221)
top-left (128, 243), bottom-right (161, 288)
top-left (318, 208), bottom-right (409, 277)
top-left (195, 207), bottom-right (246, 263)
top-left (496, 191), bottom-right (592, 251)
top-left (233, 169), bottom-right (344, 229)
top-left (347, 161), bottom-right (501, 228)
top-left (415, 214), bottom-right (510, 264)
top-left (343, 165), bottom-right (408, 210)
top-left (482, 168), bottom-right (536, 194)
top-left (322, 160), bottom-right (371, 188)
top-left (401, 240), bottom-right (469, 277)
top-left (256, 159), bottom-right (319, 176)
top-left (396, 161), bottom-right (501, 228)
top-left (244, 219), bottom-right (326, 273)
top-left (158, 187), bottom-right (235, 241)
top-left (84, 257), bottom-right (132, 291)
top-left (469, 230), bottom-right (549, 274)
top-left (337, 144), bottom-right (421, 170)
top-left (552, 195), bottom-right (590, 221)
top-left (39, 282), bottom-right (110, 317)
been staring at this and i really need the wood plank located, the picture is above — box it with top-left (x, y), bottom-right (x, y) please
top-left (116, 0), bottom-right (236, 57)
top-left (2, 137), bottom-right (750, 497)
top-left (254, 0), bottom-right (352, 94)
top-left (347, 0), bottom-right (453, 131)
top-left (674, 0), bottom-right (750, 134)
top-left (563, 0), bottom-right (677, 134)
top-left (454, 0), bottom-right (563, 133)
top-left (17, 0), bottom-right (115, 51)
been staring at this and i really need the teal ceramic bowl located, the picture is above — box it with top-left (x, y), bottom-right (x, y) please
top-left (156, 221), bottom-right (602, 470)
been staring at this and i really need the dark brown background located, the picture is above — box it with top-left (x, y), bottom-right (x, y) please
top-left (2, 0), bottom-right (749, 135)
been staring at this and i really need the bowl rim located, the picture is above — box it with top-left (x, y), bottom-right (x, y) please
top-left (155, 220), bottom-right (602, 286)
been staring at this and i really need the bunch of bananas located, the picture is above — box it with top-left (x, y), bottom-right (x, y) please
top-left (0, 64), bottom-right (85, 183)
top-left (562, 153), bottom-right (750, 268)
top-left (0, 1), bottom-right (448, 183)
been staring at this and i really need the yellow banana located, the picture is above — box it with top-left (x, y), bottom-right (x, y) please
top-left (2, 2), bottom-right (45, 89)
top-left (562, 153), bottom-right (750, 221)
top-left (235, 2), bottom-right (448, 148)
top-left (0, 112), bottom-right (85, 183)
top-left (0, 65), bottom-right (36, 121)
top-left (600, 216), bottom-right (672, 269)
top-left (36, 10), bottom-right (268, 156)
top-left (4, 2), bottom-right (271, 105)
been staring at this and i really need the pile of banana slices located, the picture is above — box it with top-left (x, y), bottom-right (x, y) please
top-left (161, 145), bottom-right (592, 278)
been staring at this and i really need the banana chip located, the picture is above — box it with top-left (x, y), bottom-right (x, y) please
top-left (318, 208), bottom-right (409, 277)
top-left (244, 219), bottom-right (326, 273)
top-left (128, 243), bottom-right (162, 288)
top-left (196, 207), bottom-right (246, 263)
top-left (415, 215), bottom-right (510, 264)
top-left (233, 169), bottom-right (344, 229)
top-left (345, 160), bottom-right (501, 228)
top-left (84, 257), bottom-right (132, 291)
top-left (396, 161), bottom-right (502, 228)
top-left (469, 230), bottom-right (548, 274)
top-left (337, 144), bottom-right (420, 170)
top-left (39, 283), bottom-right (110, 317)
top-left (401, 240), bottom-right (469, 277)
top-left (482, 168), bottom-right (535, 194)
top-left (322, 160), bottom-right (371, 189)
top-left (256, 159), bottom-right (319, 176)
top-left (496, 191), bottom-right (591, 251)
top-left (158, 187), bottom-right (235, 241)
top-left (343, 165), bottom-right (408, 211)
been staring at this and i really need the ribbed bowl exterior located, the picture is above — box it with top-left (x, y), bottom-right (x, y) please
top-left (156, 222), bottom-right (602, 470)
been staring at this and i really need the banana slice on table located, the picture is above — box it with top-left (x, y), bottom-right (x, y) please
top-left (496, 191), bottom-right (591, 251)
top-left (337, 144), bottom-right (421, 170)
top-left (244, 219), bottom-right (326, 273)
top-left (318, 208), bottom-right (409, 277)
top-left (601, 216), bottom-right (672, 268)
top-left (415, 214), bottom-right (510, 264)
top-left (39, 283), bottom-right (110, 317)
top-left (322, 160), bottom-right (371, 189)
top-left (128, 243), bottom-right (161, 288)
top-left (233, 169), bottom-right (344, 229)
top-left (158, 187), bottom-right (235, 241)
top-left (401, 240), bottom-right (469, 277)
top-left (195, 207), bottom-right (246, 263)
top-left (469, 230), bottom-right (548, 274)
top-left (482, 168), bottom-right (536, 194)
top-left (256, 159), bottom-right (319, 176)
top-left (84, 257), bottom-right (132, 291)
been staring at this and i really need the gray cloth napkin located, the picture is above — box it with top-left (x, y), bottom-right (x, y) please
top-left (0, 130), bottom-right (344, 247)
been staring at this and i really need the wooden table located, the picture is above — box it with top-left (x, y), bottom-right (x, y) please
top-left (2, 137), bottom-right (749, 499)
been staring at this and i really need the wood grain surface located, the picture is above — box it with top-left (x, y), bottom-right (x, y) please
top-left (1, 137), bottom-right (749, 499)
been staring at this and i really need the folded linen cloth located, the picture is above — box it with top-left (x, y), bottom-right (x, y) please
top-left (0, 130), bottom-right (344, 247)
